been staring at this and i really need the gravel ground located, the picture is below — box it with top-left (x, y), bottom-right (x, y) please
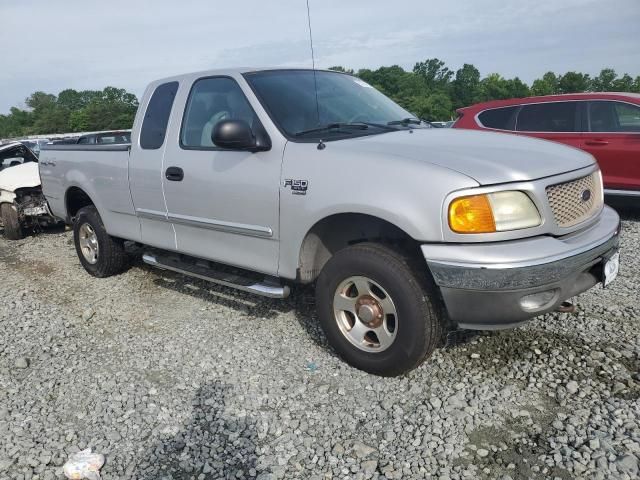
top-left (0, 207), bottom-right (639, 480)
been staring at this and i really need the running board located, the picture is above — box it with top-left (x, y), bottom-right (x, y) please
top-left (142, 252), bottom-right (290, 299)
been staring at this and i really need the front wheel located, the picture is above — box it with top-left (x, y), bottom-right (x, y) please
top-left (1, 203), bottom-right (24, 240)
top-left (73, 206), bottom-right (130, 277)
top-left (315, 243), bottom-right (444, 376)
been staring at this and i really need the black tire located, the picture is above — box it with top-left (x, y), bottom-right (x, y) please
top-left (315, 243), bottom-right (444, 376)
top-left (73, 206), bottom-right (129, 277)
top-left (1, 203), bottom-right (24, 240)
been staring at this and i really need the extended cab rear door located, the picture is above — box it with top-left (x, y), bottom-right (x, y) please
top-left (129, 80), bottom-right (180, 251)
top-left (160, 74), bottom-right (282, 276)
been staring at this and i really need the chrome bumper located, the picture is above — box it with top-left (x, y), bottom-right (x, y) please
top-left (422, 206), bottom-right (621, 329)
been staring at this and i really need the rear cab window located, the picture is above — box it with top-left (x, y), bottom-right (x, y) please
top-left (477, 106), bottom-right (518, 130)
top-left (140, 81), bottom-right (179, 149)
top-left (516, 102), bottom-right (579, 132)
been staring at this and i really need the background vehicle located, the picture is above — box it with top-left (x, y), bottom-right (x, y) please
top-left (19, 139), bottom-right (50, 157)
top-left (75, 130), bottom-right (131, 145)
top-left (0, 142), bottom-right (38, 171)
top-left (50, 130), bottom-right (132, 146)
top-left (0, 142), bottom-right (59, 239)
top-left (453, 93), bottom-right (640, 196)
top-left (39, 68), bottom-right (620, 376)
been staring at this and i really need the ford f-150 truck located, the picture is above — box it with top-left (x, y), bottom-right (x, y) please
top-left (39, 68), bottom-right (621, 376)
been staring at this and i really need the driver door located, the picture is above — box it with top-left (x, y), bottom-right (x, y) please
top-left (161, 75), bottom-right (281, 275)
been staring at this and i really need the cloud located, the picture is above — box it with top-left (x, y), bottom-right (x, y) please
top-left (0, 0), bottom-right (638, 112)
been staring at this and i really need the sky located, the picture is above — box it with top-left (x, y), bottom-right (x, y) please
top-left (1, 0), bottom-right (639, 113)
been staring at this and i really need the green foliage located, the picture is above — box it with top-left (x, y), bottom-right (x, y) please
top-left (349, 61), bottom-right (639, 119)
top-left (557, 72), bottom-right (591, 93)
top-left (2, 61), bottom-right (640, 138)
top-left (0, 86), bottom-right (138, 138)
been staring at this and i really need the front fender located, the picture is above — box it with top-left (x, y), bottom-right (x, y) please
top-left (277, 141), bottom-right (479, 279)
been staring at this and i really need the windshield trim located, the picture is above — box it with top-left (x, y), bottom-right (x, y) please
top-left (242, 69), bottom-right (407, 143)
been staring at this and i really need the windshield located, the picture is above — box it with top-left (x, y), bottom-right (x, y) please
top-left (244, 70), bottom-right (420, 140)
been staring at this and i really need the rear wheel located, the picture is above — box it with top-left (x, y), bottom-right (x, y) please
top-left (1, 203), bottom-right (24, 240)
top-left (73, 206), bottom-right (130, 277)
top-left (315, 243), bottom-right (444, 376)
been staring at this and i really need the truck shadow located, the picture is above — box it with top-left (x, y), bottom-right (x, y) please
top-left (132, 381), bottom-right (258, 479)
top-left (0, 222), bottom-right (66, 239)
top-left (136, 261), bottom-right (332, 353)
top-left (605, 196), bottom-right (640, 221)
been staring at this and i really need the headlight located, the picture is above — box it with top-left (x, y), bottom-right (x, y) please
top-left (448, 191), bottom-right (541, 233)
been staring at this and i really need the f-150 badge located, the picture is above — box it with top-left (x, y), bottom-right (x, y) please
top-left (284, 179), bottom-right (309, 195)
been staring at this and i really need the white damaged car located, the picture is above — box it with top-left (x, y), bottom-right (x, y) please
top-left (0, 142), bottom-right (60, 239)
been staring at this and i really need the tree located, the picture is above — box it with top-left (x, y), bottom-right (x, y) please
top-left (531, 72), bottom-right (559, 96)
top-left (412, 58), bottom-right (453, 92)
top-left (452, 64), bottom-right (482, 108)
top-left (591, 68), bottom-right (617, 91)
top-left (505, 77), bottom-right (530, 98)
top-left (612, 74), bottom-right (634, 92)
top-left (557, 72), bottom-right (591, 93)
top-left (406, 92), bottom-right (453, 120)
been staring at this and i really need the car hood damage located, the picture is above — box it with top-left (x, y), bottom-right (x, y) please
top-left (0, 161), bottom-right (41, 192)
top-left (347, 128), bottom-right (595, 185)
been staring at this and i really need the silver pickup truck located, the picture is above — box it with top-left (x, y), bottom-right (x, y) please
top-left (39, 68), bottom-right (621, 376)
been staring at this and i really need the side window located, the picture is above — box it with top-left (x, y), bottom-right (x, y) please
top-left (590, 101), bottom-right (640, 132)
top-left (77, 136), bottom-right (92, 144)
top-left (181, 77), bottom-right (256, 148)
top-left (516, 102), bottom-right (578, 132)
top-left (140, 81), bottom-right (179, 150)
top-left (477, 106), bottom-right (518, 130)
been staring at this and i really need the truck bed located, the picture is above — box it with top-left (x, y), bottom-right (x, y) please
top-left (39, 144), bottom-right (141, 241)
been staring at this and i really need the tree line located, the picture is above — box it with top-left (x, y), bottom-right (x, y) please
top-left (0, 87), bottom-right (138, 139)
top-left (2, 59), bottom-right (639, 138)
top-left (331, 60), bottom-right (640, 120)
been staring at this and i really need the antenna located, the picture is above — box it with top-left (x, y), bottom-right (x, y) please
top-left (306, 0), bottom-right (320, 126)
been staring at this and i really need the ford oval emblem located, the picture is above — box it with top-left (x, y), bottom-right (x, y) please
top-left (581, 189), bottom-right (592, 202)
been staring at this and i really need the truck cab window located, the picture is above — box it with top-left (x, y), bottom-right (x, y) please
top-left (140, 81), bottom-right (179, 150)
top-left (181, 77), bottom-right (256, 149)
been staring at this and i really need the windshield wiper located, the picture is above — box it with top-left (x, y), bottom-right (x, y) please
top-left (387, 117), bottom-right (423, 126)
top-left (294, 122), bottom-right (369, 137)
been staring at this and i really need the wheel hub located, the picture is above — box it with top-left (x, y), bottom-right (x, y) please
top-left (332, 276), bottom-right (398, 353)
top-left (356, 295), bottom-right (384, 328)
top-left (78, 223), bottom-right (99, 265)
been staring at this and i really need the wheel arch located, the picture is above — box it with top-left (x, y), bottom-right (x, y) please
top-left (296, 212), bottom-right (423, 283)
top-left (65, 186), bottom-right (96, 222)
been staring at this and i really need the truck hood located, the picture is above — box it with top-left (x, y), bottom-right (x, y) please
top-left (345, 128), bottom-right (595, 185)
top-left (0, 162), bottom-right (41, 192)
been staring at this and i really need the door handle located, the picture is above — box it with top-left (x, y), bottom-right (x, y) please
top-left (165, 166), bottom-right (184, 181)
top-left (585, 139), bottom-right (609, 146)
top-left (41, 160), bottom-right (56, 167)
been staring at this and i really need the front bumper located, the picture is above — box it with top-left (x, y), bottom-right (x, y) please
top-left (422, 206), bottom-right (621, 329)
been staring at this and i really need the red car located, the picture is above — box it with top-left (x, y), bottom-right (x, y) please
top-left (453, 93), bottom-right (640, 196)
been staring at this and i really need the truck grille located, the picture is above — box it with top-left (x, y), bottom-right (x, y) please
top-left (545, 172), bottom-right (603, 228)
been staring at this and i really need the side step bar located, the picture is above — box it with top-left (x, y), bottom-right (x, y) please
top-left (142, 253), bottom-right (290, 299)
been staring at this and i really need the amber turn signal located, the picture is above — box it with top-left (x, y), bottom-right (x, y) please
top-left (448, 194), bottom-right (497, 233)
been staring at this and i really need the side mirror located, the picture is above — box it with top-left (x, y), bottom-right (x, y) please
top-left (212, 119), bottom-right (258, 151)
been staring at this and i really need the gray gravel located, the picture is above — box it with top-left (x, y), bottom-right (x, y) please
top-left (0, 207), bottom-right (639, 480)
